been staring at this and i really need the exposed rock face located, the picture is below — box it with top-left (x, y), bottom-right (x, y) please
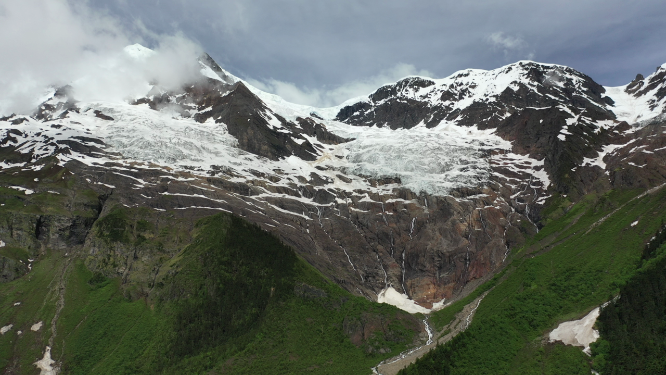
top-left (0, 256), bottom-right (28, 283)
top-left (625, 66), bottom-right (666, 108)
top-left (191, 81), bottom-right (322, 161)
top-left (494, 106), bottom-right (620, 198)
top-left (606, 119), bottom-right (666, 190)
top-left (2, 53), bottom-right (666, 309)
top-left (135, 60), bottom-right (348, 162)
top-left (34, 85), bottom-right (79, 122)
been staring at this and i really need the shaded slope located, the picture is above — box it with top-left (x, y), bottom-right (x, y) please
top-left (0, 210), bottom-right (424, 374)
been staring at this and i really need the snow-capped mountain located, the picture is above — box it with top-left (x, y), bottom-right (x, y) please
top-left (1, 45), bottom-right (666, 312)
top-left (333, 60), bottom-right (666, 128)
top-left (331, 61), bottom-right (666, 193)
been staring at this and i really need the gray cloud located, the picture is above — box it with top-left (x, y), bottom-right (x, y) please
top-left (248, 63), bottom-right (434, 107)
top-left (86, 0), bottom-right (666, 90)
top-left (3, 0), bottom-right (666, 111)
top-left (487, 32), bottom-right (535, 61)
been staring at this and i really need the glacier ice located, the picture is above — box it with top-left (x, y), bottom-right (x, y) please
top-left (326, 121), bottom-right (512, 196)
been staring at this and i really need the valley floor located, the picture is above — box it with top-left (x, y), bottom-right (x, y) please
top-left (375, 291), bottom-right (489, 375)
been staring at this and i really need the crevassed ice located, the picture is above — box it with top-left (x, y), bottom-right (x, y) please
top-left (95, 103), bottom-right (240, 166)
top-left (2, 98), bottom-right (518, 198)
top-left (91, 101), bottom-right (513, 197)
top-left (326, 121), bottom-right (511, 196)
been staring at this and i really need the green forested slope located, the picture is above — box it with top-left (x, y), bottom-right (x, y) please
top-left (590, 229), bottom-right (666, 374)
top-left (401, 188), bottom-right (666, 374)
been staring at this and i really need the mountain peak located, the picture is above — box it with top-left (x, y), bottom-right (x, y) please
top-left (123, 43), bottom-right (155, 60)
top-left (198, 52), bottom-right (238, 85)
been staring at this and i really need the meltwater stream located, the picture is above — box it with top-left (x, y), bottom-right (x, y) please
top-left (371, 319), bottom-right (434, 374)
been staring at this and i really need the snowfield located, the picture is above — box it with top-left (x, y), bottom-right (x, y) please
top-left (0, 96), bottom-right (520, 198)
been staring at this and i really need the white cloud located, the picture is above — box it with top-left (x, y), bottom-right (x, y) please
top-left (487, 32), bottom-right (535, 61)
top-left (0, 1), bottom-right (432, 114)
top-left (247, 63), bottom-right (434, 108)
top-left (488, 32), bottom-right (527, 51)
top-left (0, 0), bottom-right (203, 116)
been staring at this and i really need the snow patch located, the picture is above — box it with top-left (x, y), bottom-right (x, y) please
top-left (31, 321), bottom-right (43, 331)
top-left (0, 324), bottom-right (12, 334)
top-left (492, 152), bottom-right (550, 189)
top-left (431, 297), bottom-right (448, 310)
top-left (9, 186), bottom-right (34, 195)
top-left (199, 63), bottom-right (224, 82)
top-left (377, 286), bottom-right (430, 314)
top-left (0, 161), bottom-right (27, 169)
top-left (34, 346), bottom-right (58, 375)
top-left (582, 142), bottom-right (632, 171)
top-left (549, 308), bottom-right (600, 355)
top-left (631, 220), bottom-right (639, 227)
top-left (243, 82), bottom-right (352, 121)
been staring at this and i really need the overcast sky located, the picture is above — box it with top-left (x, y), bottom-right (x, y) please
top-left (2, 0), bottom-right (666, 111)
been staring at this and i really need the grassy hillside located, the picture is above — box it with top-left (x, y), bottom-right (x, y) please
top-left (401, 187), bottom-right (666, 374)
top-left (0, 250), bottom-right (66, 372)
top-left (0, 211), bottom-right (422, 374)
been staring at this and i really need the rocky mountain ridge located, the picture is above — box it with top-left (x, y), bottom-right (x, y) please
top-left (1, 48), bottom-right (666, 312)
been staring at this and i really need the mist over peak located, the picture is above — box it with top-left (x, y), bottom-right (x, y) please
top-left (0, 1), bottom-right (204, 116)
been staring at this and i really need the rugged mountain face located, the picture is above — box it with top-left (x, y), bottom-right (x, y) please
top-left (335, 62), bottom-right (615, 130)
top-left (2, 48), bottom-right (666, 313)
top-left (334, 62), bottom-right (666, 196)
